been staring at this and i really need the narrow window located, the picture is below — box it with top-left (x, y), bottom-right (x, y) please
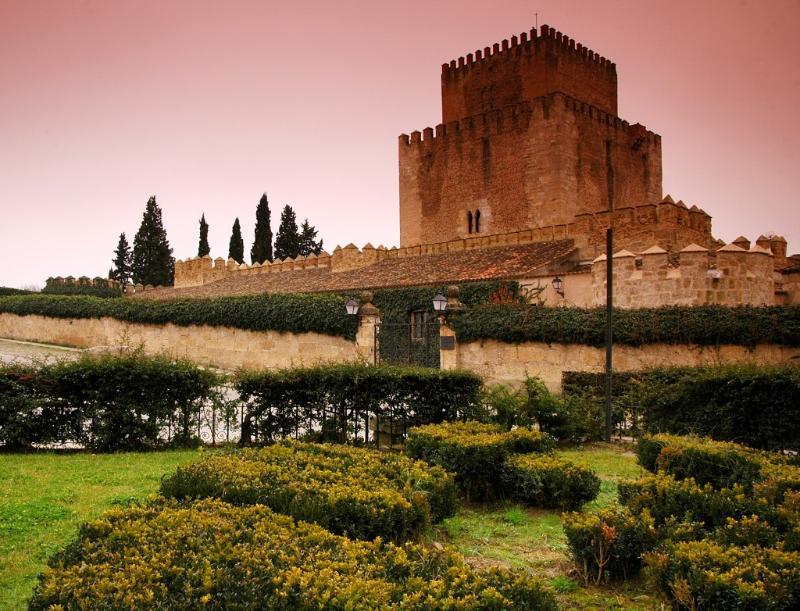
top-left (467, 211), bottom-right (473, 234)
top-left (410, 310), bottom-right (429, 341)
top-left (475, 210), bottom-right (481, 233)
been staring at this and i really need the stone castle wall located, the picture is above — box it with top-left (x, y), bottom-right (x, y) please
top-left (0, 313), bottom-right (361, 371)
top-left (399, 92), bottom-right (662, 247)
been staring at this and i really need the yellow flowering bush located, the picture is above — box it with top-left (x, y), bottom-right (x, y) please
top-left (645, 541), bottom-right (800, 610)
top-left (29, 499), bottom-right (558, 610)
top-left (504, 454), bottom-right (601, 510)
top-left (160, 441), bottom-right (458, 541)
top-left (404, 421), bottom-right (555, 500)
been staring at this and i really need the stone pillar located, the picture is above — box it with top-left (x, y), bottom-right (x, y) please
top-left (439, 285), bottom-right (464, 371)
top-left (355, 291), bottom-right (380, 365)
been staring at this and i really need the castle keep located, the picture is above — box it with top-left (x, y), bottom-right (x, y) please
top-left (161, 25), bottom-right (797, 308)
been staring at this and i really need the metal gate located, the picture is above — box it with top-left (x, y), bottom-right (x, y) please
top-left (376, 320), bottom-right (440, 368)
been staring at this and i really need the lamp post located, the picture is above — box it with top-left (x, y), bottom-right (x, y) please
top-left (345, 298), bottom-right (359, 316)
top-left (552, 276), bottom-right (564, 297)
top-left (432, 293), bottom-right (447, 313)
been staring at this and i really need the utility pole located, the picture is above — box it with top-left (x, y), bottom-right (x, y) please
top-left (604, 228), bottom-right (614, 442)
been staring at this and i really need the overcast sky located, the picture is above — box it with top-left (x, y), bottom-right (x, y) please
top-left (1, 0), bottom-right (798, 288)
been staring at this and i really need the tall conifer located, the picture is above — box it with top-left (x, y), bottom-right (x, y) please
top-left (131, 196), bottom-right (174, 286)
top-left (251, 193), bottom-right (273, 264)
top-left (110, 233), bottom-right (132, 286)
top-left (228, 217), bottom-right (244, 264)
top-left (198, 214), bottom-right (210, 257)
top-left (299, 219), bottom-right (323, 256)
top-left (274, 205), bottom-right (301, 260)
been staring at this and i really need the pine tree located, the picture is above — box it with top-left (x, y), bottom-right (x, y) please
top-left (131, 197), bottom-right (174, 286)
top-left (274, 205), bottom-right (301, 260)
top-left (299, 219), bottom-right (323, 256)
top-left (228, 217), bottom-right (244, 263)
top-left (198, 214), bottom-right (210, 257)
top-left (110, 233), bottom-right (132, 286)
top-left (250, 193), bottom-right (273, 264)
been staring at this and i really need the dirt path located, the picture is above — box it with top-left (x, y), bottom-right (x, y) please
top-left (0, 338), bottom-right (81, 365)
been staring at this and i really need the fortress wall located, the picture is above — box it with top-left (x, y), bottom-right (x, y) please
top-left (0, 314), bottom-right (360, 371)
top-left (441, 24), bottom-right (618, 121)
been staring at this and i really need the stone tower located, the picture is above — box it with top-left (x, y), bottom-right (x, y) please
top-left (399, 25), bottom-right (663, 247)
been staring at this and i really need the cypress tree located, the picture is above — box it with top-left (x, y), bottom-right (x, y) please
top-left (131, 196), bottom-right (174, 286)
top-left (228, 217), bottom-right (245, 264)
top-left (198, 214), bottom-right (210, 257)
top-left (299, 219), bottom-right (323, 256)
top-left (251, 193), bottom-right (273, 264)
top-left (110, 232), bottom-right (132, 286)
top-left (274, 205), bottom-right (301, 260)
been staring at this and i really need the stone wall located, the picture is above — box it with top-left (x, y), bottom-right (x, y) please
top-left (0, 313), bottom-right (361, 371)
top-left (456, 338), bottom-right (800, 392)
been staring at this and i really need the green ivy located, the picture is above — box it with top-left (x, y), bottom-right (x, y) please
top-left (451, 304), bottom-right (800, 347)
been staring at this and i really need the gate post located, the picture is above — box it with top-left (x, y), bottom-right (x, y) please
top-left (355, 291), bottom-right (380, 365)
top-left (439, 285), bottom-right (465, 371)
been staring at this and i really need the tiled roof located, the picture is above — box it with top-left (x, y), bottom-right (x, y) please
top-left (137, 240), bottom-right (577, 299)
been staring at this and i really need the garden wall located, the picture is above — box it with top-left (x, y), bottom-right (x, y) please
top-left (0, 313), bottom-right (360, 371)
top-left (456, 339), bottom-right (800, 391)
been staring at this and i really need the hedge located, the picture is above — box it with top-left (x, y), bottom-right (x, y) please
top-left (236, 363), bottom-right (484, 445)
top-left (42, 283), bottom-right (122, 298)
top-left (29, 499), bottom-right (559, 610)
top-left (160, 441), bottom-right (458, 541)
top-left (0, 286), bottom-right (32, 296)
top-left (562, 506), bottom-right (658, 584)
top-left (503, 454), bottom-right (601, 510)
top-left (451, 304), bottom-right (800, 347)
top-left (0, 292), bottom-right (358, 339)
top-left (404, 422), bottom-right (554, 500)
top-left (646, 541), bottom-right (800, 610)
top-left (0, 354), bottom-right (219, 451)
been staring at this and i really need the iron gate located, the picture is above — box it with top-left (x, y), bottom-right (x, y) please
top-left (376, 320), bottom-right (440, 368)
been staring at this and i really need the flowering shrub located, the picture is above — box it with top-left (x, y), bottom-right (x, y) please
top-left (562, 506), bottom-right (658, 584)
top-left (645, 541), bottom-right (800, 611)
top-left (161, 441), bottom-right (458, 541)
top-left (29, 499), bottom-right (558, 610)
top-left (404, 422), bottom-right (554, 500)
top-left (503, 454), bottom-right (601, 510)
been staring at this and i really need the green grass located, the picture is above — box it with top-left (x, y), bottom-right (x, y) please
top-left (0, 449), bottom-right (202, 609)
top-left (430, 442), bottom-right (659, 610)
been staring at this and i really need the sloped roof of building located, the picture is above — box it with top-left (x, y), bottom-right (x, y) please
top-left (137, 239), bottom-right (577, 300)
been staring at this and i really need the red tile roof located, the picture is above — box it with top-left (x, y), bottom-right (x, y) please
top-left (136, 240), bottom-right (577, 300)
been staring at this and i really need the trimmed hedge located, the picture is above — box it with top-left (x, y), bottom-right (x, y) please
top-left (503, 454), bottom-right (600, 510)
top-left (160, 441), bottom-right (458, 541)
top-left (0, 286), bottom-right (32, 296)
top-left (0, 354), bottom-right (219, 451)
top-left (452, 304), bottom-right (800, 347)
top-left (29, 499), bottom-right (559, 610)
top-left (646, 541), bottom-right (800, 611)
top-left (0, 292), bottom-right (358, 339)
top-left (562, 506), bottom-right (658, 584)
top-left (404, 422), bottom-right (555, 500)
top-left (236, 364), bottom-right (484, 445)
top-left (42, 283), bottom-right (121, 298)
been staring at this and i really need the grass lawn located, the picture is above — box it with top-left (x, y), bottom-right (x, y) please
top-left (429, 442), bottom-right (661, 610)
top-left (0, 449), bottom-right (202, 609)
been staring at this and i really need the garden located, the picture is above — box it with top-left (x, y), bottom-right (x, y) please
top-left (2, 353), bottom-right (800, 609)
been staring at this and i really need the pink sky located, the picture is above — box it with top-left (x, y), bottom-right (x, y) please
top-left (1, 0), bottom-right (798, 289)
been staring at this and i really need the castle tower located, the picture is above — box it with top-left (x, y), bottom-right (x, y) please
top-left (399, 25), bottom-right (663, 247)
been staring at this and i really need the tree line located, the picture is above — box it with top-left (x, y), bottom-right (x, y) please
top-left (110, 194), bottom-right (323, 287)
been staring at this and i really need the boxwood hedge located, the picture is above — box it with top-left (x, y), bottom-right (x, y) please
top-left (160, 441), bottom-right (458, 541)
top-left (504, 454), bottom-right (601, 510)
top-left (29, 499), bottom-right (559, 610)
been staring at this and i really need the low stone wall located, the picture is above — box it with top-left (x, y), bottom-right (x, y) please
top-left (0, 314), bottom-right (360, 371)
top-left (457, 339), bottom-right (800, 392)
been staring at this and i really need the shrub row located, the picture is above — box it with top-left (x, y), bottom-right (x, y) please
top-left (452, 304), bottom-right (800, 347)
top-left (503, 454), bottom-right (601, 511)
top-left (236, 364), bottom-right (484, 445)
top-left (0, 354), bottom-right (219, 451)
top-left (0, 292), bottom-right (358, 339)
top-left (160, 441), bottom-right (458, 541)
top-left (404, 422), bottom-right (555, 500)
top-left (565, 365), bottom-right (800, 451)
top-left (0, 286), bottom-right (32, 296)
top-left (42, 282), bottom-right (122, 298)
top-left (30, 499), bottom-right (559, 610)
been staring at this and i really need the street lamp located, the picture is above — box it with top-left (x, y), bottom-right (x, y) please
top-left (552, 276), bottom-right (564, 297)
top-left (432, 293), bottom-right (448, 312)
top-left (345, 298), bottom-right (359, 316)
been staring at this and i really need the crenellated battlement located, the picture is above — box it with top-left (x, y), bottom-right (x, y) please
top-left (399, 92), bottom-right (659, 149)
top-left (441, 24), bottom-right (616, 82)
